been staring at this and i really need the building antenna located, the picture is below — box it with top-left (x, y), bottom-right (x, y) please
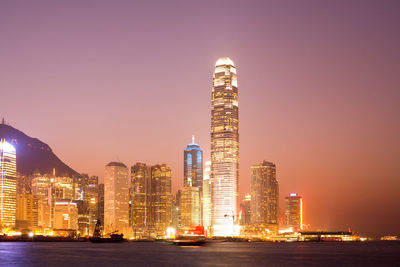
top-left (192, 135), bottom-right (195, 144)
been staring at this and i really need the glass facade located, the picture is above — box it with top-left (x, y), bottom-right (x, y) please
top-left (183, 141), bottom-right (203, 191)
top-left (211, 57), bottom-right (239, 236)
top-left (285, 193), bottom-right (303, 231)
top-left (250, 161), bottom-right (279, 228)
top-left (179, 186), bottom-right (200, 229)
top-left (202, 161), bottom-right (212, 229)
top-left (0, 140), bottom-right (17, 230)
top-left (104, 162), bottom-right (129, 236)
top-left (150, 164), bottom-right (172, 236)
top-left (130, 163), bottom-right (150, 237)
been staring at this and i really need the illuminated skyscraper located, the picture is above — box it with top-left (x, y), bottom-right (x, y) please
top-left (250, 161), bottom-right (279, 232)
top-left (104, 162), bottom-right (129, 235)
top-left (53, 201), bottom-right (78, 230)
top-left (31, 175), bottom-right (51, 228)
top-left (239, 195), bottom-right (251, 226)
top-left (285, 193), bottom-right (303, 231)
top-left (211, 57), bottom-right (239, 236)
top-left (179, 187), bottom-right (200, 229)
top-left (202, 161), bottom-right (211, 229)
top-left (130, 163), bottom-right (151, 237)
top-left (0, 140), bottom-right (17, 230)
top-left (97, 184), bottom-right (104, 230)
top-left (16, 193), bottom-right (38, 229)
top-left (84, 176), bottom-right (99, 235)
top-left (149, 164), bottom-right (172, 236)
top-left (184, 137), bottom-right (203, 190)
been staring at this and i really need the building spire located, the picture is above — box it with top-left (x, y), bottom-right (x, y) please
top-left (192, 135), bottom-right (195, 144)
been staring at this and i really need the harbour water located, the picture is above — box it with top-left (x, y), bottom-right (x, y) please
top-left (0, 241), bottom-right (399, 266)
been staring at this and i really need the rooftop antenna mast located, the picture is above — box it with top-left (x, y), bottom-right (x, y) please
top-left (192, 135), bottom-right (195, 144)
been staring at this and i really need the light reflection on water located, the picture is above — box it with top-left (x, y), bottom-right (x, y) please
top-left (0, 241), bottom-right (399, 266)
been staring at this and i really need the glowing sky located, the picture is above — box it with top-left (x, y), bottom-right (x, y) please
top-left (1, 0), bottom-right (399, 236)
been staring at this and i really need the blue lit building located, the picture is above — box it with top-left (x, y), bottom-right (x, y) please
top-left (183, 137), bottom-right (203, 192)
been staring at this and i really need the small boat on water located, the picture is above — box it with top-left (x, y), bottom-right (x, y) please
top-left (89, 220), bottom-right (126, 243)
top-left (89, 233), bottom-right (126, 243)
top-left (172, 235), bottom-right (206, 246)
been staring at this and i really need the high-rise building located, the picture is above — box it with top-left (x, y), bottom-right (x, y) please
top-left (48, 177), bottom-right (74, 228)
top-left (210, 57), bottom-right (239, 236)
top-left (84, 176), bottom-right (99, 235)
top-left (285, 193), bottom-right (303, 231)
top-left (53, 201), bottom-right (78, 230)
top-left (130, 163), bottom-right (151, 237)
top-left (179, 187), bottom-right (200, 229)
top-left (16, 193), bottom-right (38, 229)
top-left (239, 195), bottom-right (251, 226)
top-left (250, 161), bottom-right (279, 233)
top-left (202, 161), bottom-right (212, 229)
top-left (75, 200), bottom-right (89, 236)
top-left (184, 137), bottom-right (203, 190)
top-left (97, 184), bottom-right (104, 232)
top-left (0, 140), bottom-right (17, 230)
top-left (149, 164), bottom-right (172, 236)
top-left (104, 162), bottom-right (129, 235)
top-left (31, 175), bottom-right (51, 228)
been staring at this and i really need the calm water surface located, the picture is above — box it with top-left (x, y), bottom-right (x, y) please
top-left (0, 241), bottom-right (399, 266)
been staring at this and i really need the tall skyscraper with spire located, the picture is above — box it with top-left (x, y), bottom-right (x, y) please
top-left (210, 57), bottom-right (239, 236)
top-left (0, 140), bottom-right (17, 231)
top-left (183, 136), bottom-right (203, 190)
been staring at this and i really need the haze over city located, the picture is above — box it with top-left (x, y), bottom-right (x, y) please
top-left (1, 0), bottom-right (399, 237)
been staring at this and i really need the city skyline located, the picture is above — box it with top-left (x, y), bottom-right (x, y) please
top-left (1, 0), bottom-right (399, 237)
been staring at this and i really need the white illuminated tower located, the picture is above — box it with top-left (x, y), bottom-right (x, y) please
top-left (211, 57), bottom-right (239, 236)
top-left (0, 140), bottom-right (17, 231)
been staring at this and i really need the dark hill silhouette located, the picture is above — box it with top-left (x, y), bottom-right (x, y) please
top-left (0, 122), bottom-right (79, 177)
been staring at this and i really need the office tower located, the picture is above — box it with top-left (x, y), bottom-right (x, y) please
top-left (75, 173), bottom-right (89, 199)
top-left (75, 200), bottom-right (89, 236)
top-left (16, 193), bottom-right (38, 229)
top-left (88, 175), bottom-right (98, 186)
top-left (150, 164), bottom-right (172, 236)
top-left (250, 161), bottom-right (279, 229)
top-left (285, 193), bottom-right (303, 231)
top-left (184, 137), bottom-right (203, 190)
top-left (171, 196), bottom-right (180, 230)
top-left (130, 163), bottom-right (151, 238)
top-left (17, 174), bottom-right (31, 195)
top-left (104, 162), bottom-right (129, 235)
top-left (53, 201), bottom-right (78, 230)
top-left (179, 187), bottom-right (200, 229)
top-left (49, 177), bottom-right (74, 203)
top-left (31, 175), bottom-right (51, 228)
top-left (84, 176), bottom-right (99, 235)
top-left (0, 140), bottom-right (17, 230)
top-left (239, 195), bottom-right (251, 226)
top-left (97, 184), bottom-right (104, 231)
top-left (202, 161), bottom-right (212, 229)
top-left (48, 177), bottom-right (74, 228)
top-left (211, 57), bottom-right (239, 236)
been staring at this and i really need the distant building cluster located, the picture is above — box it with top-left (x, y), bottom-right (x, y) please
top-left (0, 58), bottom-right (304, 239)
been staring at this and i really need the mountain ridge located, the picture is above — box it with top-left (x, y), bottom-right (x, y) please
top-left (0, 122), bottom-right (80, 177)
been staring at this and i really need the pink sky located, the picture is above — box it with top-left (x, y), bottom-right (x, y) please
top-left (1, 0), bottom-right (399, 236)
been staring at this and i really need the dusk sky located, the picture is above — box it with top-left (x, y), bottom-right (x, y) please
top-left (1, 0), bottom-right (399, 236)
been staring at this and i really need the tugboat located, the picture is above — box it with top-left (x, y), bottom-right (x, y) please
top-left (172, 226), bottom-right (207, 246)
top-left (89, 220), bottom-right (126, 243)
